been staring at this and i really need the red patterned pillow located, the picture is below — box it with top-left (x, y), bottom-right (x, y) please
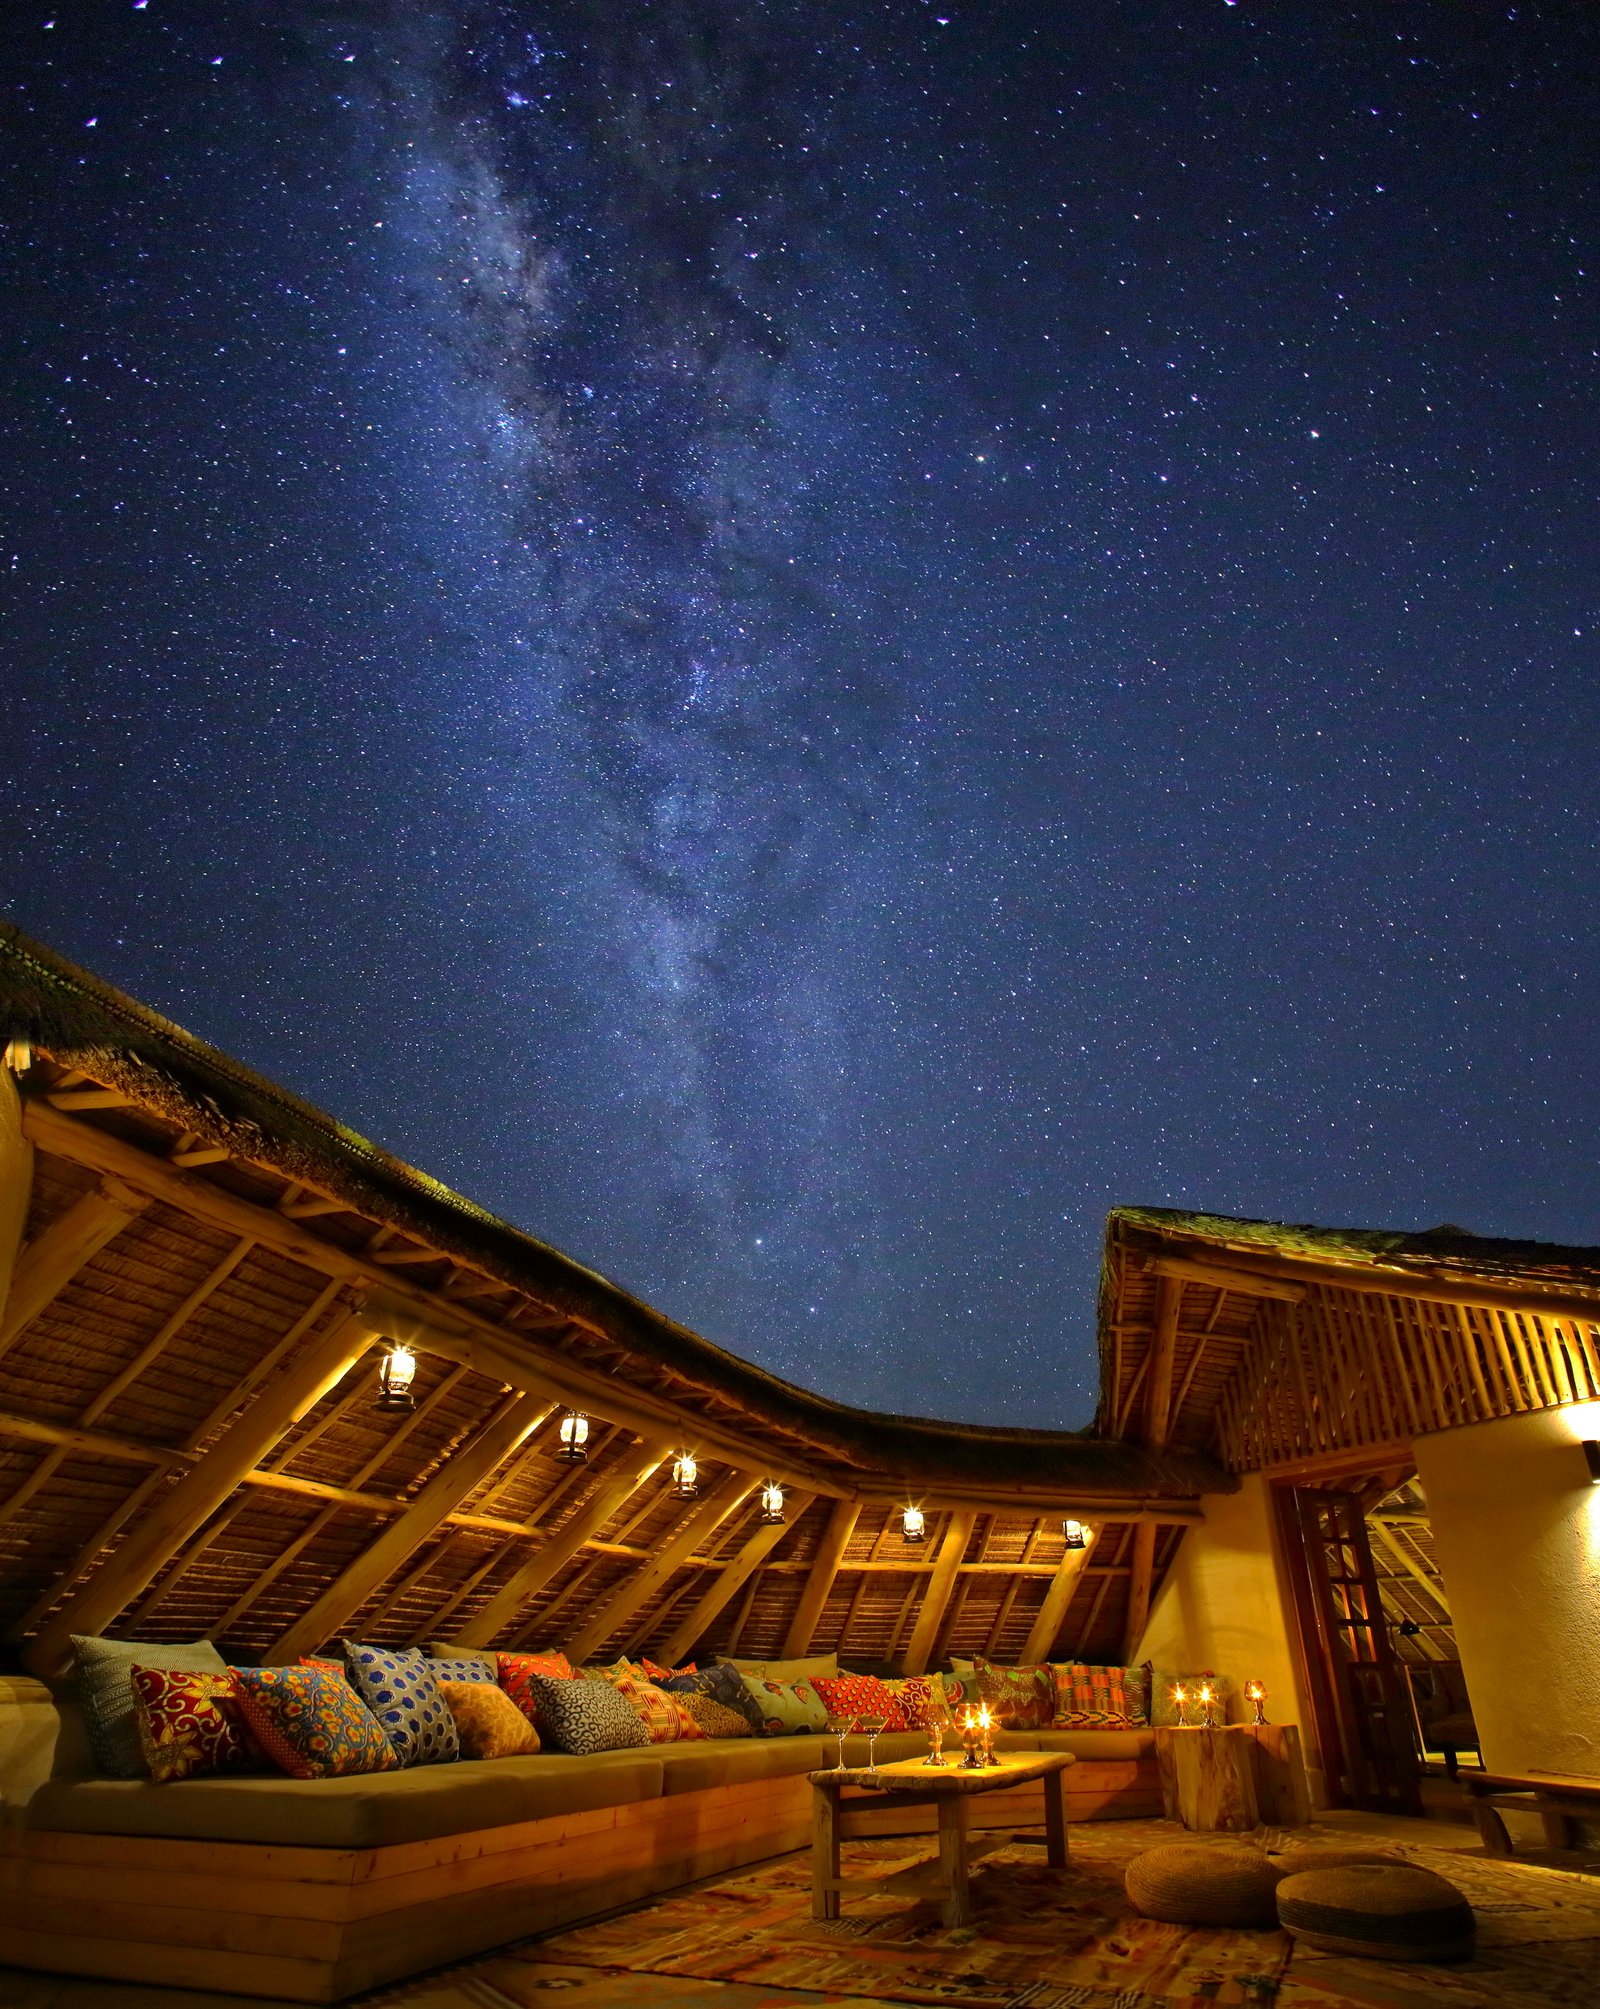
top-left (639, 1656), bottom-right (696, 1682)
top-left (882, 1675), bottom-right (939, 1729)
top-left (810, 1672), bottom-right (909, 1730)
top-left (1048, 1661), bottom-right (1134, 1728)
top-left (972, 1657), bottom-right (1054, 1730)
top-left (499, 1650), bottom-right (576, 1731)
top-left (613, 1674), bottom-right (706, 1743)
top-left (130, 1665), bottom-right (257, 1784)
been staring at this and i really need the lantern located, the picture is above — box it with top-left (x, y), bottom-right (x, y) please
top-left (1245, 1679), bottom-right (1268, 1726)
top-left (1062, 1518), bottom-right (1088, 1550)
top-left (554, 1410), bottom-right (589, 1464)
top-left (670, 1452), bottom-right (700, 1499)
top-left (374, 1344), bottom-right (417, 1413)
top-left (758, 1481), bottom-right (785, 1525)
top-left (901, 1505), bottom-right (926, 1545)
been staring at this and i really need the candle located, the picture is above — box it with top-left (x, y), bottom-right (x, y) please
top-left (1245, 1680), bottom-right (1268, 1726)
top-left (978, 1702), bottom-right (994, 1764)
top-left (1198, 1682), bottom-right (1216, 1728)
top-left (1172, 1683), bottom-right (1189, 1727)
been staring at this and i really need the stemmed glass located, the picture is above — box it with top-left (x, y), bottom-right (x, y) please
top-left (857, 1711), bottom-right (889, 1780)
top-left (825, 1712), bottom-right (858, 1772)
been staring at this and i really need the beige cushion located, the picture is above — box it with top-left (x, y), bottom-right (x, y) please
top-left (23, 1748), bottom-right (665, 1849)
top-left (1027, 1728), bottom-right (1156, 1760)
top-left (1276, 1865), bottom-right (1475, 1961)
top-left (720, 1655), bottom-right (838, 1682)
top-left (1127, 1842), bottom-right (1283, 1927)
top-left (653, 1737), bottom-right (830, 1794)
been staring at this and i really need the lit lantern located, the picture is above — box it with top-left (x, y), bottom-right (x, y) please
top-left (1245, 1679), bottom-right (1268, 1726)
top-left (375, 1344), bottom-right (417, 1413)
top-left (670, 1452), bottom-right (700, 1499)
top-left (901, 1505), bottom-right (926, 1545)
top-left (1062, 1518), bottom-right (1088, 1550)
top-left (554, 1410), bottom-right (589, 1464)
top-left (758, 1481), bottom-right (785, 1525)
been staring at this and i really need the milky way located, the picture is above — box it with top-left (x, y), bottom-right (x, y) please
top-left (4, 3), bottom-right (1599, 1426)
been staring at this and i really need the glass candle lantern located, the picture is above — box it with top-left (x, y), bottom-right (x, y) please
top-left (375, 1345), bottom-right (417, 1413)
top-left (554, 1410), bottom-right (589, 1463)
top-left (1062, 1518), bottom-right (1088, 1550)
top-left (901, 1505), bottom-right (926, 1545)
top-left (670, 1452), bottom-right (700, 1499)
top-left (1245, 1680), bottom-right (1268, 1726)
top-left (758, 1481), bottom-right (785, 1525)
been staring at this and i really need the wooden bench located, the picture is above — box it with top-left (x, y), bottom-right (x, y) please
top-left (1460, 1770), bottom-right (1600, 1854)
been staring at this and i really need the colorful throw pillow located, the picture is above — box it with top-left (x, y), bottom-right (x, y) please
top-left (233, 1666), bottom-right (397, 1780)
top-left (1124, 1662), bottom-right (1151, 1727)
top-left (661, 1662), bottom-right (767, 1734)
top-left (738, 1673), bottom-right (830, 1737)
top-left (72, 1634), bottom-right (228, 1778)
top-left (614, 1674), bottom-right (706, 1743)
top-left (1151, 1670), bottom-right (1235, 1726)
top-left (681, 1691), bottom-right (754, 1739)
top-left (422, 1653), bottom-right (496, 1685)
top-left (299, 1655), bottom-right (347, 1677)
top-left (526, 1671), bottom-right (650, 1755)
top-left (499, 1650), bottom-right (577, 1732)
top-left (972, 1657), bottom-right (1054, 1731)
top-left (883, 1675), bottom-right (941, 1729)
top-left (579, 1658), bottom-right (641, 1684)
top-left (811, 1672), bottom-right (909, 1730)
top-left (439, 1679), bottom-right (540, 1758)
top-left (342, 1643), bottom-right (459, 1766)
top-left (130, 1666), bottom-right (257, 1784)
top-left (639, 1656), bottom-right (696, 1683)
top-left (720, 1655), bottom-right (838, 1683)
top-left (1048, 1661), bottom-right (1134, 1728)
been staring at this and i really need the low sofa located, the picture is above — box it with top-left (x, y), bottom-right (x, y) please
top-left (0, 1674), bottom-right (1160, 2003)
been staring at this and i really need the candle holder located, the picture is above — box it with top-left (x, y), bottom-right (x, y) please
top-left (960, 1709), bottom-right (983, 1769)
top-left (978, 1705), bottom-right (995, 1767)
top-left (1246, 1681), bottom-right (1268, 1726)
top-left (1199, 1683), bottom-right (1217, 1730)
top-left (1172, 1684), bottom-right (1189, 1728)
top-left (924, 1714), bottom-right (948, 1767)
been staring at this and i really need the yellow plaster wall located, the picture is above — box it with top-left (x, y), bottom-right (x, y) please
top-left (0, 1067), bottom-right (32, 1305)
top-left (1415, 1406), bottom-right (1600, 1779)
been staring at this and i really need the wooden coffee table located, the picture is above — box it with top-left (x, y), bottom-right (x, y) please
top-left (809, 1750), bottom-right (1075, 1927)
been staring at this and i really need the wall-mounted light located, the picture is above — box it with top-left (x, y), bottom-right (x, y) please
top-left (1583, 1441), bottom-right (1600, 1483)
top-left (1063, 1518), bottom-right (1088, 1551)
top-left (374, 1344), bottom-right (417, 1413)
top-left (758, 1481), bottom-right (785, 1525)
top-left (901, 1505), bottom-right (926, 1545)
top-left (670, 1452), bottom-right (700, 1500)
top-left (554, 1410), bottom-right (589, 1464)
top-left (1398, 1618), bottom-right (1421, 1638)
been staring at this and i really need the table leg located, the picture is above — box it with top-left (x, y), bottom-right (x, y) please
top-left (1043, 1764), bottom-right (1070, 1868)
top-left (811, 1783), bottom-right (841, 1921)
top-left (937, 1796), bottom-right (973, 1928)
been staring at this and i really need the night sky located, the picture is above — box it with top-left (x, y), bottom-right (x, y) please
top-left (4, 3), bottom-right (1598, 1429)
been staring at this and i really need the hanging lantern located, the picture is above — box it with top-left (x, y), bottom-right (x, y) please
top-left (1062, 1518), bottom-right (1088, 1550)
top-left (758, 1481), bottom-right (785, 1525)
top-left (554, 1410), bottom-right (589, 1464)
top-left (670, 1452), bottom-right (700, 1499)
top-left (901, 1505), bottom-right (926, 1545)
top-left (374, 1344), bottom-right (417, 1413)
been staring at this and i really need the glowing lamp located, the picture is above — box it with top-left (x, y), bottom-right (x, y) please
top-left (670, 1452), bottom-right (700, 1500)
top-left (554, 1410), bottom-right (589, 1464)
top-left (901, 1505), bottom-right (926, 1545)
top-left (374, 1344), bottom-right (417, 1413)
top-left (1245, 1680), bottom-right (1268, 1726)
top-left (758, 1481), bottom-right (785, 1525)
top-left (1172, 1682), bottom-right (1189, 1727)
top-left (1198, 1681), bottom-right (1217, 1728)
top-left (1062, 1518), bottom-right (1088, 1550)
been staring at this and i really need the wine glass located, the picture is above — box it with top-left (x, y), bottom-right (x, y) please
top-left (825, 1712), bottom-right (858, 1771)
top-left (857, 1711), bottom-right (889, 1779)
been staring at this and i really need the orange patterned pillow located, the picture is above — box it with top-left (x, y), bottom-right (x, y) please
top-left (810, 1672), bottom-right (909, 1730)
top-left (613, 1674), bottom-right (706, 1743)
top-left (882, 1675), bottom-right (939, 1729)
top-left (498, 1650), bottom-right (575, 1730)
top-left (1049, 1661), bottom-right (1133, 1727)
top-left (439, 1679), bottom-right (540, 1757)
top-left (972, 1657), bottom-right (1054, 1730)
top-left (639, 1656), bottom-right (696, 1682)
top-left (130, 1665), bottom-right (257, 1784)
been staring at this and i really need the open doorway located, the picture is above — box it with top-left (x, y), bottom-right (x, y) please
top-left (1365, 1480), bottom-right (1479, 1778)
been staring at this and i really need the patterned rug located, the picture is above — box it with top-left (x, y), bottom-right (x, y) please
top-left (514, 1818), bottom-right (1292, 2008)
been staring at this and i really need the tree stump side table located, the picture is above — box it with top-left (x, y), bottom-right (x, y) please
top-left (1154, 1723), bottom-right (1311, 1831)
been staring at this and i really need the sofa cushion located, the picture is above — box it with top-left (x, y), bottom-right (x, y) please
top-left (499, 1651), bottom-right (576, 1733)
top-left (440, 1679), bottom-right (540, 1759)
top-left (653, 1736), bottom-right (831, 1794)
top-left (129, 1666), bottom-right (256, 1784)
top-left (529, 1671), bottom-right (650, 1755)
top-left (1048, 1660), bottom-right (1138, 1728)
top-left (72, 1636), bottom-right (227, 1778)
top-left (680, 1692), bottom-right (754, 1740)
top-left (811, 1672), bottom-right (909, 1730)
top-left (738, 1674), bottom-right (829, 1737)
top-left (21, 1749), bottom-right (665, 1849)
top-left (662, 1663), bottom-right (766, 1734)
top-left (234, 1666), bottom-right (397, 1781)
top-left (422, 1653), bottom-right (497, 1685)
top-left (614, 1674), bottom-right (705, 1744)
top-left (1028, 1727), bottom-right (1157, 1760)
top-left (720, 1655), bottom-right (839, 1683)
top-left (343, 1644), bottom-right (459, 1767)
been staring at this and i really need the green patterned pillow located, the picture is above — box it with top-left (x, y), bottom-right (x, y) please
top-left (72, 1634), bottom-right (227, 1778)
top-left (738, 1673), bottom-right (830, 1737)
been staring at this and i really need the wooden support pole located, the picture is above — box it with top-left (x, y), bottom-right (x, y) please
top-left (781, 1499), bottom-right (860, 1657)
top-left (901, 1511), bottom-right (975, 1676)
top-left (25, 1303), bottom-right (375, 1676)
top-left (655, 1493), bottom-right (817, 1666)
top-left (451, 1436), bottom-right (674, 1647)
top-left (268, 1388), bottom-right (553, 1662)
top-left (1019, 1526), bottom-right (1100, 1665)
top-left (563, 1472), bottom-right (757, 1666)
top-left (0, 1179), bottom-right (151, 1357)
top-left (1122, 1520), bottom-right (1157, 1663)
top-left (1144, 1276), bottom-right (1182, 1447)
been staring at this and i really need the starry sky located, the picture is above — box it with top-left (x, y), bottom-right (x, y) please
top-left (4, 2), bottom-right (1598, 1429)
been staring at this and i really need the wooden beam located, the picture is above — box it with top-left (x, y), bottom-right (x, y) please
top-left (1144, 1253), bottom-right (1305, 1304)
top-left (901, 1511), bottom-right (975, 1676)
top-left (1369, 1516), bottom-right (1452, 1618)
top-left (267, 1388), bottom-right (553, 1662)
top-left (448, 1436), bottom-right (673, 1647)
top-left (1019, 1526), bottom-right (1100, 1665)
top-left (563, 1472), bottom-right (757, 1666)
top-left (0, 1180), bottom-right (151, 1357)
top-left (1144, 1276), bottom-right (1182, 1446)
top-left (655, 1493), bottom-right (817, 1667)
top-left (781, 1498), bottom-right (861, 1657)
top-left (1122, 1521), bottom-right (1157, 1662)
top-left (850, 1486), bottom-right (1203, 1524)
top-left (25, 1304), bottom-right (375, 1676)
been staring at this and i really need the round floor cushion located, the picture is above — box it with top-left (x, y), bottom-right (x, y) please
top-left (1125, 1843), bottom-right (1284, 1928)
top-left (1276, 1864), bottom-right (1475, 1961)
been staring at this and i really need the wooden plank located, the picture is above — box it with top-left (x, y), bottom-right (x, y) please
top-left (1143, 1275), bottom-right (1182, 1445)
top-left (656, 1491), bottom-right (816, 1665)
top-left (1019, 1525), bottom-right (1099, 1665)
top-left (782, 1498), bottom-right (860, 1656)
top-left (0, 1178), bottom-right (150, 1356)
top-left (269, 1388), bottom-right (552, 1662)
top-left (901, 1509), bottom-right (975, 1675)
top-left (1122, 1520), bottom-right (1156, 1662)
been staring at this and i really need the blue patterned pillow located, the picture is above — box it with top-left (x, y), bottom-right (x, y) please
top-left (342, 1643), bottom-right (459, 1766)
top-left (422, 1654), bottom-right (497, 1685)
top-left (663, 1662), bottom-right (766, 1734)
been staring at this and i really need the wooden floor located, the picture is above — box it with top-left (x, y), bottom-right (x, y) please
top-left (2, 1803), bottom-right (1593, 2009)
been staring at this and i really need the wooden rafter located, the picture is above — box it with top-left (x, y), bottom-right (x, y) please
top-left (1020, 1524), bottom-right (1099, 1665)
top-left (781, 1498), bottom-right (860, 1657)
top-left (0, 1178), bottom-right (150, 1357)
top-left (654, 1493), bottom-right (817, 1667)
top-left (901, 1510), bottom-right (975, 1675)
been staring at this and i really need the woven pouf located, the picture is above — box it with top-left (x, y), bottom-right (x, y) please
top-left (1125, 1843), bottom-right (1284, 1928)
top-left (1276, 1864), bottom-right (1474, 1961)
top-left (1271, 1845), bottom-right (1403, 1876)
